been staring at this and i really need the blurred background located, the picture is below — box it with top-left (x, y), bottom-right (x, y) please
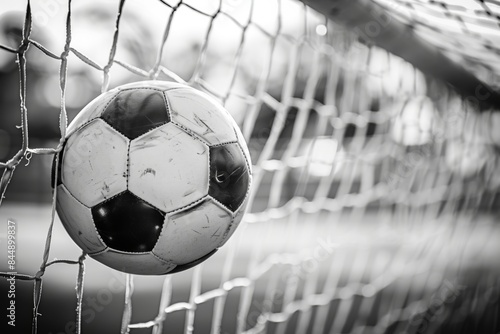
top-left (0, 0), bottom-right (500, 333)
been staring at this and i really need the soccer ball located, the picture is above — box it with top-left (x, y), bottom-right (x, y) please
top-left (52, 81), bottom-right (252, 275)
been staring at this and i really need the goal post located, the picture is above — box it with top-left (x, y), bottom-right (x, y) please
top-left (0, 0), bottom-right (499, 334)
top-left (300, 0), bottom-right (500, 112)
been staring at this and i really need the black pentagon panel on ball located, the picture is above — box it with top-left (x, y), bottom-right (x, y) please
top-left (91, 191), bottom-right (166, 252)
top-left (167, 249), bottom-right (218, 274)
top-left (100, 89), bottom-right (170, 140)
top-left (209, 143), bottom-right (250, 212)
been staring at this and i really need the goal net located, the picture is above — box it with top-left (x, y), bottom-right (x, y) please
top-left (0, 0), bottom-right (499, 333)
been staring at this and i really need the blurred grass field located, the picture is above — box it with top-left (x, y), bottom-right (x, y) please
top-left (1, 200), bottom-right (499, 333)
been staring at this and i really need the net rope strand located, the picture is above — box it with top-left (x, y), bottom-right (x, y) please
top-left (34, 0), bottom-right (72, 331)
top-left (0, 0), bottom-right (499, 334)
top-left (0, 2), bottom-right (31, 206)
top-left (102, 0), bottom-right (126, 92)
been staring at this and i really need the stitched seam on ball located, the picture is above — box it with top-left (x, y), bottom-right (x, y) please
top-left (222, 209), bottom-right (245, 246)
top-left (164, 194), bottom-right (209, 216)
top-left (59, 183), bottom-right (91, 208)
top-left (208, 195), bottom-right (234, 216)
top-left (147, 190), bottom-right (203, 252)
top-left (90, 189), bottom-right (127, 207)
top-left (72, 120), bottom-right (97, 137)
top-left (207, 141), bottom-right (211, 196)
top-left (207, 196), bottom-right (234, 224)
top-left (118, 87), bottom-right (164, 93)
top-left (151, 215), bottom-right (169, 252)
top-left (170, 121), bottom-right (213, 147)
top-left (164, 86), bottom-right (185, 92)
top-left (208, 200), bottom-right (233, 239)
top-left (217, 204), bottom-right (238, 247)
top-left (218, 220), bottom-right (233, 248)
top-left (236, 141), bottom-right (252, 178)
top-left (236, 177), bottom-right (253, 214)
top-left (238, 180), bottom-right (252, 215)
top-left (56, 139), bottom-right (67, 186)
top-left (101, 112), bottom-right (168, 140)
top-left (217, 188), bottom-right (250, 248)
top-left (234, 127), bottom-right (253, 174)
top-left (74, 118), bottom-right (132, 147)
top-left (125, 141), bottom-right (131, 189)
top-left (151, 251), bottom-right (176, 266)
top-left (213, 141), bottom-right (252, 213)
top-left (69, 118), bottom-right (103, 139)
top-left (170, 119), bottom-right (238, 148)
top-left (209, 140), bottom-right (239, 148)
top-left (126, 190), bottom-right (167, 216)
top-left (238, 141), bottom-right (253, 175)
top-left (59, 184), bottom-right (108, 250)
top-left (101, 92), bottom-right (121, 116)
top-left (93, 93), bottom-right (124, 136)
top-left (68, 92), bottom-right (120, 136)
top-left (162, 91), bottom-right (172, 123)
top-left (129, 122), bottom-right (171, 142)
top-left (88, 247), bottom-right (108, 256)
top-left (100, 91), bottom-right (169, 141)
top-left (101, 249), bottom-right (151, 255)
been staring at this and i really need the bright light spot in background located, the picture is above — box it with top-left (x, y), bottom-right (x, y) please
top-left (445, 141), bottom-right (490, 179)
top-left (315, 24), bottom-right (327, 36)
top-left (305, 138), bottom-right (345, 178)
top-left (0, 0), bottom-right (25, 14)
top-left (368, 50), bottom-right (427, 97)
top-left (391, 96), bottom-right (435, 146)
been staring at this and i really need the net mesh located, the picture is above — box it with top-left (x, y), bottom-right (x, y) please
top-left (0, 0), bottom-right (499, 333)
top-left (374, 0), bottom-right (500, 89)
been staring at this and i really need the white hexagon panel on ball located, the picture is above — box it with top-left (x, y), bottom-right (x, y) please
top-left (153, 198), bottom-right (233, 265)
top-left (61, 118), bottom-right (129, 207)
top-left (128, 123), bottom-right (209, 213)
